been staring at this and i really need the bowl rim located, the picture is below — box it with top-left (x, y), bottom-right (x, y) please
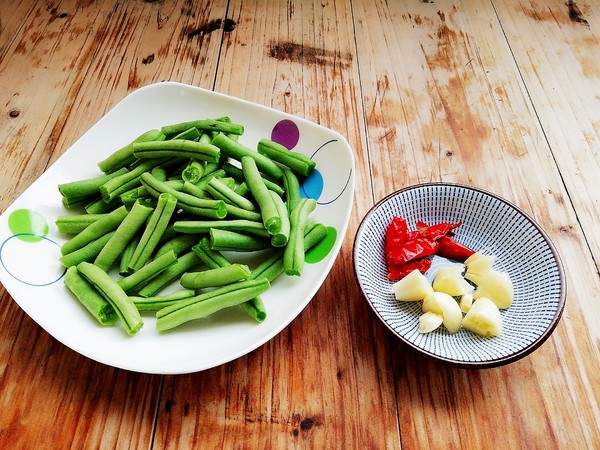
top-left (352, 182), bottom-right (567, 369)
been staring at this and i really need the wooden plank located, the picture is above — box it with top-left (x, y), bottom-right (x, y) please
top-left (152, 1), bottom-right (399, 448)
top-left (352, 0), bottom-right (600, 448)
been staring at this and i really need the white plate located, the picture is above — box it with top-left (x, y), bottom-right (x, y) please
top-left (0, 82), bottom-right (355, 374)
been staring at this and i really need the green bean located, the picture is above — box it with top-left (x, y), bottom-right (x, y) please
top-left (56, 214), bottom-right (107, 235)
top-left (93, 201), bottom-right (154, 271)
top-left (222, 163), bottom-right (284, 196)
top-left (282, 170), bottom-right (302, 214)
top-left (161, 118), bottom-right (244, 137)
top-left (173, 219), bottom-right (269, 237)
top-left (155, 234), bottom-right (199, 257)
top-left (132, 140), bottom-right (220, 163)
top-left (241, 156), bottom-right (281, 235)
top-left (130, 289), bottom-right (196, 311)
top-left (196, 168), bottom-right (226, 190)
top-left (155, 278), bottom-right (270, 332)
top-left (59, 231), bottom-right (115, 268)
top-left (209, 228), bottom-right (271, 252)
top-left (182, 159), bottom-right (205, 183)
top-left (251, 222), bottom-right (327, 282)
top-left (64, 266), bottom-right (117, 326)
top-left (269, 191), bottom-right (290, 247)
top-left (191, 238), bottom-right (267, 322)
top-left (100, 159), bottom-right (168, 203)
top-left (118, 250), bottom-right (178, 293)
top-left (77, 262), bottom-right (143, 335)
top-left (257, 138), bottom-right (316, 177)
top-left (180, 264), bottom-right (251, 289)
top-left (98, 129), bottom-right (166, 174)
top-left (61, 206), bottom-right (128, 256)
top-left (128, 193), bottom-right (178, 271)
top-left (84, 196), bottom-right (121, 214)
top-left (151, 166), bottom-right (168, 181)
top-left (58, 167), bottom-right (129, 201)
top-left (283, 198), bottom-right (317, 276)
top-left (223, 204), bottom-right (263, 222)
top-left (206, 176), bottom-right (256, 211)
top-left (140, 172), bottom-right (227, 219)
top-left (119, 234), bottom-right (140, 277)
top-left (172, 127), bottom-right (201, 141)
top-left (61, 195), bottom-right (90, 209)
top-left (182, 180), bottom-right (209, 200)
top-left (212, 133), bottom-right (284, 180)
top-left (137, 250), bottom-right (202, 297)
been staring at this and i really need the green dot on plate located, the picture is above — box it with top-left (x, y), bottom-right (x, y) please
top-left (8, 209), bottom-right (49, 243)
top-left (305, 227), bottom-right (337, 264)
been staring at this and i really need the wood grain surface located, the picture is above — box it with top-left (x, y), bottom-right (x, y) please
top-left (0, 0), bottom-right (598, 448)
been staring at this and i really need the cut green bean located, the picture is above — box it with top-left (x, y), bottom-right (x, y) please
top-left (209, 228), bottom-right (271, 252)
top-left (94, 201), bottom-right (154, 271)
top-left (77, 262), bottom-right (143, 335)
top-left (131, 289), bottom-right (196, 311)
top-left (257, 138), bottom-right (316, 177)
top-left (100, 159), bottom-right (168, 203)
top-left (180, 264), bottom-right (251, 289)
top-left (223, 162), bottom-right (284, 197)
top-left (223, 204), bottom-right (263, 222)
top-left (140, 172), bottom-right (227, 219)
top-left (58, 167), bottom-right (129, 200)
top-left (182, 159), bottom-right (205, 183)
top-left (282, 170), bottom-right (302, 214)
top-left (212, 133), bottom-right (284, 180)
top-left (151, 166), bottom-right (168, 181)
top-left (132, 140), bottom-right (220, 163)
top-left (172, 127), bottom-right (201, 141)
top-left (85, 196), bottom-right (122, 214)
top-left (206, 177), bottom-right (256, 211)
top-left (191, 238), bottom-right (267, 322)
top-left (269, 190), bottom-right (290, 247)
top-left (59, 231), bottom-right (115, 268)
top-left (174, 219), bottom-right (269, 237)
top-left (283, 198), bottom-right (317, 276)
top-left (64, 266), bottom-right (117, 326)
top-left (137, 250), bottom-right (202, 297)
top-left (155, 234), bottom-right (199, 257)
top-left (56, 214), bottom-right (107, 235)
top-left (241, 156), bottom-right (281, 235)
top-left (182, 180), bottom-right (209, 199)
top-left (118, 250), bottom-right (178, 293)
top-left (161, 118), bottom-right (244, 137)
top-left (156, 278), bottom-right (270, 332)
top-left (98, 129), bottom-right (166, 174)
top-left (119, 234), bottom-right (140, 276)
top-left (128, 193), bottom-right (178, 271)
top-left (61, 206), bottom-right (128, 256)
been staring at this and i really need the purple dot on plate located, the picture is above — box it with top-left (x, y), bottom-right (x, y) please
top-left (271, 119), bottom-right (300, 150)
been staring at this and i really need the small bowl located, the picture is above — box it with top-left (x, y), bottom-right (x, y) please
top-left (353, 183), bottom-right (566, 368)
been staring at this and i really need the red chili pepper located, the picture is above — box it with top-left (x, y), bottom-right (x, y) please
top-left (416, 220), bottom-right (462, 241)
top-left (387, 257), bottom-right (432, 281)
top-left (436, 235), bottom-right (475, 261)
top-left (386, 237), bottom-right (439, 265)
top-left (384, 216), bottom-right (408, 254)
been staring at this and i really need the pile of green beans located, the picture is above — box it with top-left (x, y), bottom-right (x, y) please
top-left (57, 117), bottom-right (326, 335)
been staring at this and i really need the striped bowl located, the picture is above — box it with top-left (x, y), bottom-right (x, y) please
top-left (353, 183), bottom-right (566, 368)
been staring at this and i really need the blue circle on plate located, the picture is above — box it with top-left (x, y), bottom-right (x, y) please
top-left (300, 169), bottom-right (324, 200)
top-left (0, 234), bottom-right (66, 287)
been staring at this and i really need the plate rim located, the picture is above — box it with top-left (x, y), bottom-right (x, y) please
top-left (352, 182), bottom-right (567, 369)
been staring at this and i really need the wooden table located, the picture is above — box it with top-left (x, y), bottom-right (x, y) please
top-left (1, 1), bottom-right (599, 448)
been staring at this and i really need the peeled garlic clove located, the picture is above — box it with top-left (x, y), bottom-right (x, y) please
top-left (473, 269), bottom-right (513, 309)
top-left (464, 252), bottom-right (496, 285)
top-left (461, 297), bottom-right (502, 337)
top-left (422, 292), bottom-right (462, 333)
top-left (418, 312), bottom-right (444, 333)
top-left (393, 269), bottom-right (434, 302)
top-left (432, 266), bottom-right (474, 297)
top-left (459, 293), bottom-right (473, 313)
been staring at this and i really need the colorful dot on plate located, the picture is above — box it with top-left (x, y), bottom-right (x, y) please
top-left (8, 209), bottom-right (49, 243)
top-left (271, 119), bottom-right (300, 150)
top-left (300, 169), bottom-right (324, 201)
top-left (305, 227), bottom-right (337, 264)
